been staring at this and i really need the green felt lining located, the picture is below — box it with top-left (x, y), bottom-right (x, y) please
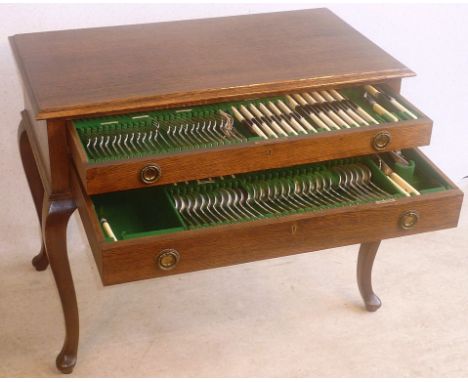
top-left (74, 84), bottom-right (419, 164)
top-left (92, 152), bottom-right (450, 242)
top-left (341, 85), bottom-right (419, 123)
top-left (92, 186), bottom-right (184, 242)
top-left (394, 160), bottom-right (416, 182)
top-left (397, 149), bottom-right (449, 194)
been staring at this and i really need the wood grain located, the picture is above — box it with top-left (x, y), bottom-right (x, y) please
top-left (70, 165), bottom-right (105, 277)
top-left (100, 188), bottom-right (463, 285)
top-left (21, 110), bottom-right (52, 195)
top-left (11, 7), bottom-right (462, 373)
top-left (357, 241), bottom-right (382, 312)
top-left (47, 119), bottom-right (70, 194)
top-left (70, 148), bottom-right (463, 286)
top-left (9, 8), bottom-right (414, 120)
top-left (18, 116), bottom-right (49, 271)
top-left (42, 197), bottom-right (78, 373)
top-left (74, 119), bottom-right (433, 194)
top-left (23, 88), bottom-right (51, 188)
top-left (68, 122), bottom-right (89, 189)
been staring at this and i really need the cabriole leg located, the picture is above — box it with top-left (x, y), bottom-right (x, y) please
top-left (18, 119), bottom-right (48, 270)
top-left (42, 197), bottom-right (78, 374)
top-left (357, 241), bottom-right (382, 312)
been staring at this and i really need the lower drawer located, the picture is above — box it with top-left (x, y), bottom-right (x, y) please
top-left (72, 149), bottom-right (463, 285)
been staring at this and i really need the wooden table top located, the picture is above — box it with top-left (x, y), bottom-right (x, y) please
top-left (9, 8), bottom-right (413, 120)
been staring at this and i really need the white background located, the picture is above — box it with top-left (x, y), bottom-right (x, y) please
top-left (1, 3), bottom-right (467, 181)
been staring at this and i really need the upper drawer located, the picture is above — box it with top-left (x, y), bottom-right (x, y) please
top-left (69, 83), bottom-right (432, 194)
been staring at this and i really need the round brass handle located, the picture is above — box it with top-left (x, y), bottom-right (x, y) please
top-left (156, 249), bottom-right (180, 271)
top-left (140, 164), bottom-right (161, 184)
top-left (399, 210), bottom-right (419, 230)
top-left (372, 131), bottom-right (392, 151)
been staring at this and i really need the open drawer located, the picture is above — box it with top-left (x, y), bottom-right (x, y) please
top-left (72, 149), bottom-right (462, 286)
top-left (69, 83), bottom-right (433, 195)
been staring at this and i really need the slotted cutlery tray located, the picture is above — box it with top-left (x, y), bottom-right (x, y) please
top-left (73, 148), bottom-right (462, 285)
top-left (69, 84), bottom-right (432, 195)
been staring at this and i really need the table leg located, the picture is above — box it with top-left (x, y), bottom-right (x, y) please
top-left (18, 120), bottom-right (48, 270)
top-left (18, 116), bottom-right (80, 373)
top-left (42, 197), bottom-right (78, 374)
top-left (357, 241), bottom-right (382, 312)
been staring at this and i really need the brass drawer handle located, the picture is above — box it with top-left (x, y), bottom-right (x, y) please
top-left (140, 164), bottom-right (161, 184)
top-left (156, 249), bottom-right (180, 271)
top-left (373, 131), bottom-right (391, 151)
top-left (399, 210), bottom-right (419, 230)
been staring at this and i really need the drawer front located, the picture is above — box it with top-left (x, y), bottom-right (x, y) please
top-left (99, 191), bottom-right (462, 285)
top-left (71, 149), bottom-right (463, 286)
top-left (71, 122), bottom-right (432, 195)
top-left (68, 83), bottom-right (433, 195)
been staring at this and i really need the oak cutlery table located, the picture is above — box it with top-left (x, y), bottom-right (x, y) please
top-left (10, 8), bottom-right (463, 373)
